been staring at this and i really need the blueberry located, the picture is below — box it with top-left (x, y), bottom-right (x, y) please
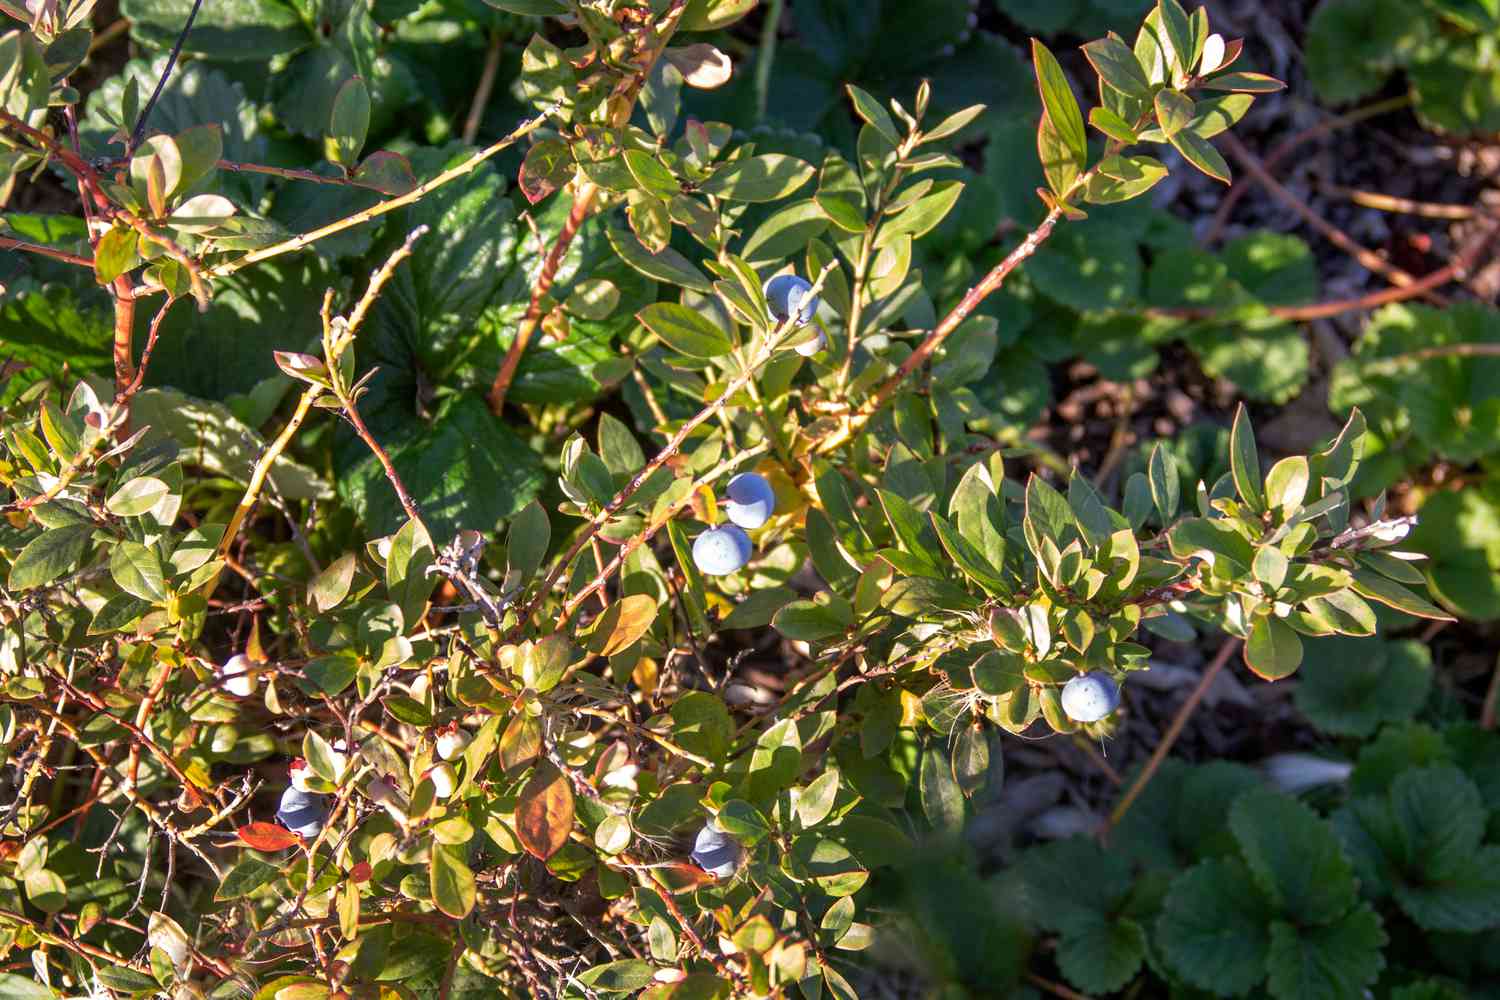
top-left (764, 274), bottom-right (819, 327)
top-left (1060, 671), bottom-right (1120, 723)
top-left (691, 820), bottom-right (743, 878)
top-left (792, 329), bottom-right (826, 357)
top-left (216, 654), bottom-right (256, 698)
top-left (723, 472), bottom-right (775, 530)
top-left (692, 525), bottom-right (752, 575)
top-left (277, 785), bottom-right (327, 838)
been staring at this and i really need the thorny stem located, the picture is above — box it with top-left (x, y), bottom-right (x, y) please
top-left (1103, 638), bottom-right (1242, 834)
top-left (506, 262), bottom-right (837, 640)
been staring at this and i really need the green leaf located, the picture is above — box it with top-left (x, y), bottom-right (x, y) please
top-left (1088, 106), bottom-right (1140, 144)
top-left (877, 180), bottom-right (965, 245)
top-left (1294, 636), bottom-right (1431, 737)
top-left (1168, 128), bottom-right (1231, 184)
top-left (94, 226), bottom-right (139, 284)
top-left (577, 960), bottom-right (657, 992)
top-left (700, 154), bottom-right (816, 203)
top-left (636, 302), bottom-right (733, 359)
top-left (1155, 858), bottom-right (1273, 996)
top-left (1031, 40), bottom-right (1086, 182)
top-left (506, 500), bottom-right (550, 583)
top-left (7, 523), bottom-right (93, 591)
top-left (1266, 907), bottom-right (1386, 1000)
top-left (1348, 568), bottom-right (1456, 622)
top-left (1155, 0), bottom-right (1194, 77)
top-left (846, 84), bottom-right (899, 146)
top-left (919, 745), bottom-right (964, 837)
top-left (606, 224), bottom-right (711, 292)
top-left (110, 540), bottom-right (167, 604)
top-left (119, 0), bottom-right (309, 61)
top-left (1015, 836), bottom-right (1133, 934)
top-left (721, 586), bottom-right (797, 630)
top-left (430, 844), bottom-right (476, 918)
top-left (930, 512), bottom-right (1007, 596)
top-left (1245, 616), bottom-right (1302, 680)
top-left (1229, 402), bottom-right (1263, 512)
top-left (326, 76), bottom-right (370, 170)
top-left (106, 476), bottom-right (171, 518)
top-left (1149, 443), bottom-right (1180, 523)
top-left (1154, 88), bottom-right (1195, 138)
top-left (216, 858), bottom-right (281, 900)
top-left (1229, 787), bottom-right (1357, 925)
top-left (1082, 35), bottom-right (1150, 98)
top-left (746, 718), bottom-right (802, 802)
top-left (773, 600), bottom-right (848, 642)
top-left (0, 974), bottom-right (59, 999)
top-left (1056, 917), bottom-right (1148, 996)
top-left (670, 690), bottom-right (732, 761)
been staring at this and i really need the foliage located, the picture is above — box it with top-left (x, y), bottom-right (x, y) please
top-left (0, 0), bottom-right (1492, 998)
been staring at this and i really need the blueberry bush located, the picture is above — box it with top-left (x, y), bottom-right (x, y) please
top-left (1, 0), bottom-right (1497, 997)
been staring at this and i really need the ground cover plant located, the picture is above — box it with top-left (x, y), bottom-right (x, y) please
top-left (2, 0), bottom-right (1499, 997)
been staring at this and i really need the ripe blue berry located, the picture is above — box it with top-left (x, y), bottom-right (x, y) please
top-left (277, 785), bottom-right (327, 838)
top-left (1060, 671), bottom-right (1120, 723)
top-left (764, 273), bottom-right (819, 326)
top-left (691, 820), bottom-right (743, 878)
top-left (724, 472), bottom-right (775, 530)
top-left (792, 329), bottom-right (826, 357)
top-left (692, 525), bottom-right (752, 575)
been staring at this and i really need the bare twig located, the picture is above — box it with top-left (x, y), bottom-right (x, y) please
top-left (0, 236), bottom-right (92, 268)
top-left (1219, 132), bottom-right (1438, 299)
top-left (1321, 182), bottom-right (1483, 221)
top-left (128, 0), bottom-right (208, 153)
top-left (462, 29), bottom-right (505, 145)
top-left (1205, 95), bottom-right (1412, 245)
top-left (1104, 639), bottom-right (1241, 833)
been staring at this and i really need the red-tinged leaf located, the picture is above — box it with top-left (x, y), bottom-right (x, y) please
top-left (237, 822), bottom-right (300, 851)
top-left (653, 862), bottom-right (717, 893)
top-left (351, 150), bottom-right (417, 196)
top-left (1201, 71), bottom-right (1285, 93)
top-left (517, 761), bottom-right (574, 860)
top-left (349, 861), bottom-right (372, 883)
top-left (519, 138), bottom-right (573, 204)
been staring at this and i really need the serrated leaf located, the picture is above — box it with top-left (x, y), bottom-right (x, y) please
top-left (1229, 787), bottom-right (1357, 925)
top-left (1156, 857), bottom-right (1273, 995)
top-left (1266, 908), bottom-right (1386, 1000)
top-left (1294, 636), bottom-right (1431, 738)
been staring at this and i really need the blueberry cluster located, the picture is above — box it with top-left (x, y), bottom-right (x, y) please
top-left (692, 472), bottom-right (775, 576)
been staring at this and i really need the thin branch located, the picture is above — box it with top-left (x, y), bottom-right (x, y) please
top-left (462, 29), bottom-right (505, 145)
top-left (1219, 132), bottom-right (1438, 300)
top-left (204, 104), bottom-right (557, 280)
top-left (1205, 95), bottom-right (1412, 245)
top-left (1103, 638), bottom-right (1241, 834)
top-left (0, 236), bottom-right (92, 268)
top-left (1321, 182), bottom-right (1483, 221)
top-left (215, 159), bottom-right (364, 187)
top-left (128, 0), bottom-right (207, 153)
top-left (815, 206), bottom-right (1066, 456)
top-left (488, 180), bottom-right (598, 414)
top-left (119, 294), bottom-right (181, 404)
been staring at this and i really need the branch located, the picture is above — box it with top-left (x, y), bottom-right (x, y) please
top-left (462, 29), bottom-right (505, 146)
top-left (128, 0), bottom-right (207, 153)
top-left (0, 235), bottom-right (92, 268)
top-left (204, 105), bottom-right (557, 280)
top-left (1103, 638), bottom-right (1241, 834)
top-left (485, 0), bottom-right (690, 416)
top-left (1220, 132), bottom-right (1438, 300)
top-left (215, 158), bottom-right (365, 187)
top-left (487, 180), bottom-right (598, 414)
